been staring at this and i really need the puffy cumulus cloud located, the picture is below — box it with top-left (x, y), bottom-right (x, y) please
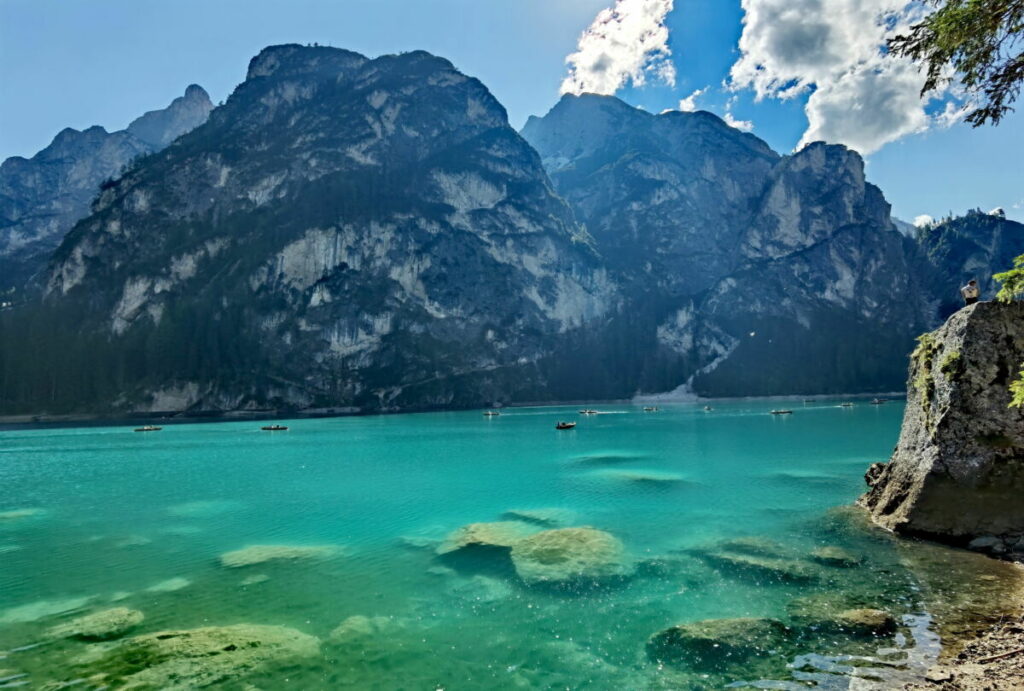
top-left (724, 111), bottom-right (754, 132)
top-left (561, 0), bottom-right (676, 96)
top-left (677, 87), bottom-right (705, 112)
top-left (729, 0), bottom-right (964, 154)
top-left (913, 214), bottom-right (934, 228)
top-left (799, 60), bottom-right (929, 153)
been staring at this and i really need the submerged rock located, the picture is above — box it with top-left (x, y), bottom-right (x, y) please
top-left (0, 509), bottom-right (44, 522)
top-left (435, 521), bottom-right (539, 556)
top-left (501, 508), bottom-right (577, 528)
top-left (715, 536), bottom-right (787, 557)
top-left (861, 302), bottom-right (1024, 543)
top-left (240, 574), bottom-right (270, 586)
top-left (329, 615), bottom-right (397, 644)
top-left (787, 596), bottom-right (897, 637)
top-left (589, 469), bottom-right (691, 485)
top-left (145, 577), bottom-right (191, 593)
top-left (86, 624), bottom-right (320, 689)
top-left (46, 607), bottom-right (144, 641)
top-left (510, 527), bottom-right (633, 586)
top-left (810, 546), bottom-right (862, 567)
top-left (646, 618), bottom-right (793, 672)
top-left (0, 596), bottom-right (93, 624)
top-left (700, 550), bottom-right (818, 584)
top-left (832, 608), bottom-right (898, 637)
top-left (219, 544), bottom-right (337, 568)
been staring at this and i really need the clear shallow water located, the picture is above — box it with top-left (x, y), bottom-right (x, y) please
top-left (0, 400), bottom-right (1020, 689)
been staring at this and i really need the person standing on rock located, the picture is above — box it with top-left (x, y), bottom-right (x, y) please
top-left (961, 279), bottom-right (980, 306)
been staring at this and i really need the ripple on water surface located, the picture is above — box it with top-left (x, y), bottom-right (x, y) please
top-left (0, 401), bottom-right (1020, 689)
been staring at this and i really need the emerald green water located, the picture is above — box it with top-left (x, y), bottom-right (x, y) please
top-left (1, 401), bottom-right (1020, 689)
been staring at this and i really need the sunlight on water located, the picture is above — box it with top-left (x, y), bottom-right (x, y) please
top-left (0, 401), bottom-right (1020, 689)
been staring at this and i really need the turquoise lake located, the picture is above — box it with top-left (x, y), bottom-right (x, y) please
top-left (1, 400), bottom-right (1020, 689)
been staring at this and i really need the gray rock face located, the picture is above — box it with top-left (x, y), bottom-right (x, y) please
top-left (522, 95), bottom-right (933, 397)
top-left (861, 301), bottom-right (1024, 542)
top-left (21, 45), bottom-right (612, 413)
top-left (0, 85), bottom-right (212, 293)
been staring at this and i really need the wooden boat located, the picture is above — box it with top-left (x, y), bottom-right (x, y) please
top-left (555, 422), bottom-right (577, 430)
top-left (134, 425), bottom-right (162, 432)
top-left (769, 410), bottom-right (793, 415)
top-left (261, 425), bottom-right (289, 431)
top-left (483, 411), bottom-right (501, 417)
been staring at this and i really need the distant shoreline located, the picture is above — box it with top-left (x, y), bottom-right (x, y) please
top-left (0, 391), bottom-right (907, 431)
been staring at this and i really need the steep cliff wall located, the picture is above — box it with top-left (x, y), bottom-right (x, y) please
top-left (862, 301), bottom-right (1024, 549)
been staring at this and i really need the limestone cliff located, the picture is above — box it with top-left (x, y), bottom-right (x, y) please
top-left (861, 301), bottom-right (1024, 548)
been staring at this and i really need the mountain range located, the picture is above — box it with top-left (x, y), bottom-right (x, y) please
top-left (0, 44), bottom-right (1021, 416)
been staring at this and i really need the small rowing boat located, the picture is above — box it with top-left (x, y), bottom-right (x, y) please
top-left (483, 411), bottom-right (501, 417)
top-left (769, 410), bottom-right (793, 415)
top-left (261, 425), bottom-right (288, 431)
top-left (555, 421), bottom-right (577, 430)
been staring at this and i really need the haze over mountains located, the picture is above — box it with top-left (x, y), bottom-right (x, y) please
top-left (0, 45), bottom-right (1021, 416)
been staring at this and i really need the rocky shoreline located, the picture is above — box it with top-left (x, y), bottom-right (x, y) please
top-left (860, 301), bottom-right (1024, 688)
top-left (906, 599), bottom-right (1024, 690)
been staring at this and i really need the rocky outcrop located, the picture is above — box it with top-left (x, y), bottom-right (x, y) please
top-left (861, 302), bottom-right (1024, 546)
top-left (0, 85), bottom-right (212, 294)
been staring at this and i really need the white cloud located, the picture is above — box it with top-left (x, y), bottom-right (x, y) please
top-left (723, 111), bottom-right (754, 131)
top-left (561, 0), bottom-right (676, 96)
top-left (729, 0), bottom-right (964, 154)
top-left (677, 87), bottom-right (705, 112)
top-left (913, 214), bottom-right (934, 228)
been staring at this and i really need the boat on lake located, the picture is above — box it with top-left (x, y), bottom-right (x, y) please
top-left (770, 410), bottom-right (793, 415)
top-left (261, 425), bottom-right (288, 431)
top-left (483, 411), bottom-right (500, 417)
top-left (579, 409), bottom-right (598, 415)
top-left (840, 402), bottom-right (854, 407)
top-left (643, 406), bottom-right (659, 412)
top-left (555, 421), bottom-right (577, 430)
top-left (134, 425), bottom-right (162, 432)
top-left (871, 398), bottom-right (887, 405)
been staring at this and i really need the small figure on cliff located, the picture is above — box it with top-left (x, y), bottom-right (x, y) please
top-left (961, 279), bottom-right (980, 306)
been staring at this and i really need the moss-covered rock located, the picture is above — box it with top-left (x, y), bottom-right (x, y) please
top-left (435, 521), bottom-right (539, 556)
top-left (85, 624), bottom-right (320, 689)
top-left (47, 607), bottom-right (144, 641)
top-left (646, 618), bottom-right (793, 672)
top-left (510, 527), bottom-right (633, 586)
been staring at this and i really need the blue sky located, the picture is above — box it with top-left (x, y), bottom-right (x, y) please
top-left (1, 0), bottom-right (1021, 223)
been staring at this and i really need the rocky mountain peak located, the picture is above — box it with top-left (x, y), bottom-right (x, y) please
top-left (126, 84), bottom-right (213, 149)
top-left (245, 43), bottom-right (369, 81)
